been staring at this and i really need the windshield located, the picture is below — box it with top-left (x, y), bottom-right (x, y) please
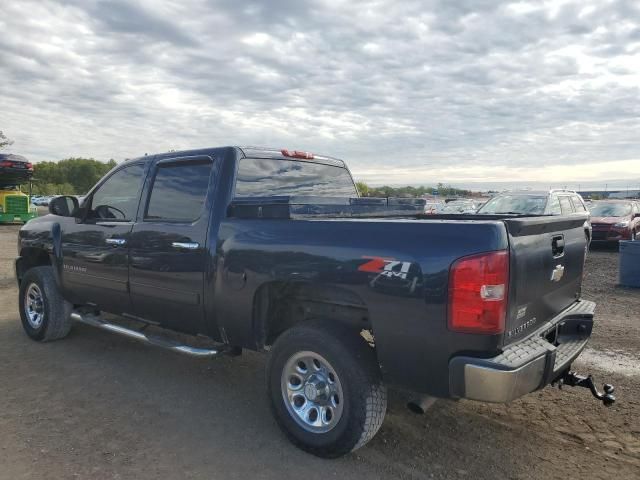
top-left (442, 201), bottom-right (475, 213)
top-left (590, 203), bottom-right (632, 217)
top-left (478, 195), bottom-right (547, 214)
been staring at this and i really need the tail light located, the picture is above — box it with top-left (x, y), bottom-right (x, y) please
top-left (281, 149), bottom-right (314, 159)
top-left (26, 162), bottom-right (33, 170)
top-left (0, 160), bottom-right (14, 167)
top-left (448, 250), bottom-right (509, 334)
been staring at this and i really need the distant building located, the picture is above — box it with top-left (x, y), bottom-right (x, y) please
top-left (578, 190), bottom-right (640, 199)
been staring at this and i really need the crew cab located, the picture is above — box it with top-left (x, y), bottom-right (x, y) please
top-left (15, 147), bottom-right (612, 458)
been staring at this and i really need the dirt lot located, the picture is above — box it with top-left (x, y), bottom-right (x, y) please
top-left (1, 224), bottom-right (638, 480)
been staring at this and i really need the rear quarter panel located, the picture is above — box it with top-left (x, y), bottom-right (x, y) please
top-left (213, 217), bottom-right (509, 396)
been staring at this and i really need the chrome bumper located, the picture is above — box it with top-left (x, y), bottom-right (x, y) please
top-left (449, 300), bottom-right (595, 403)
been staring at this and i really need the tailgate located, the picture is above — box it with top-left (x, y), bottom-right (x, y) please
top-left (502, 214), bottom-right (590, 345)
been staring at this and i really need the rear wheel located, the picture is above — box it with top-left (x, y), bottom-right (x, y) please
top-left (267, 321), bottom-right (387, 458)
top-left (19, 266), bottom-right (72, 341)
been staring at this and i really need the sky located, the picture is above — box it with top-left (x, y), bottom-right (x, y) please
top-left (1, 0), bottom-right (639, 188)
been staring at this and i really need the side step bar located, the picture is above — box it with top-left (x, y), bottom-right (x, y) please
top-left (70, 312), bottom-right (227, 358)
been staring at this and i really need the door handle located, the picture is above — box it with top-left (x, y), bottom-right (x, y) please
top-left (171, 242), bottom-right (199, 250)
top-left (552, 235), bottom-right (565, 258)
top-left (105, 238), bottom-right (127, 246)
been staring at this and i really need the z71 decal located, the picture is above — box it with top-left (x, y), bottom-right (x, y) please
top-left (358, 256), bottom-right (412, 280)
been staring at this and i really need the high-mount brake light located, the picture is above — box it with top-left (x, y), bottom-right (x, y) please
top-left (281, 149), bottom-right (314, 159)
top-left (448, 250), bottom-right (509, 334)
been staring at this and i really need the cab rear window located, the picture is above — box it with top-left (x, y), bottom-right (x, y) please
top-left (235, 158), bottom-right (357, 197)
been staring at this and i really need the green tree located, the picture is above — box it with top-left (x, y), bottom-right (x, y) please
top-left (33, 158), bottom-right (118, 195)
top-left (353, 182), bottom-right (475, 199)
top-left (0, 130), bottom-right (13, 150)
top-left (355, 181), bottom-right (370, 196)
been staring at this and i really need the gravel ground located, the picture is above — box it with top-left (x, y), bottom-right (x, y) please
top-left (0, 224), bottom-right (638, 480)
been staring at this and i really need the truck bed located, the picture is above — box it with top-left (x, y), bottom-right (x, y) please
top-left (220, 196), bottom-right (590, 396)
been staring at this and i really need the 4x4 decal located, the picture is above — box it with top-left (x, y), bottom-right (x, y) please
top-left (358, 256), bottom-right (412, 280)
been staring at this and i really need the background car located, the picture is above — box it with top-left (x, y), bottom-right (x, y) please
top-left (0, 153), bottom-right (34, 182)
top-left (440, 199), bottom-right (479, 214)
top-left (32, 196), bottom-right (52, 206)
top-left (423, 200), bottom-right (445, 214)
top-left (477, 189), bottom-right (588, 216)
top-left (589, 200), bottom-right (640, 242)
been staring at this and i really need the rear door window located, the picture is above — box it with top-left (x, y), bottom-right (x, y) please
top-left (547, 196), bottom-right (562, 215)
top-left (144, 158), bottom-right (213, 222)
top-left (559, 196), bottom-right (574, 214)
top-left (570, 196), bottom-right (586, 212)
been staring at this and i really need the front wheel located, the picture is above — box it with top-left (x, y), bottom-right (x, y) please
top-left (267, 321), bottom-right (387, 458)
top-left (19, 266), bottom-right (72, 342)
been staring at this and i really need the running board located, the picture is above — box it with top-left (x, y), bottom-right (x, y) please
top-left (70, 312), bottom-right (227, 358)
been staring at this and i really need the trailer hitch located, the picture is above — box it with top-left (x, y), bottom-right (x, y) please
top-left (554, 371), bottom-right (616, 406)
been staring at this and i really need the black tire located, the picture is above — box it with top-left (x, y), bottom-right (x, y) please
top-left (19, 266), bottom-right (72, 342)
top-left (266, 320), bottom-right (387, 458)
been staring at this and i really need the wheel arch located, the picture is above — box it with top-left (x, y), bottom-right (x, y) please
top-left (16, 248), bottom-right (54, 285)
top-left (252, 280), bottom-right (376, 352)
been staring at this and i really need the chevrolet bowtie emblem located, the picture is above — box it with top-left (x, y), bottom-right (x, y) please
top-left (550, 264), bottom-right (565, 282)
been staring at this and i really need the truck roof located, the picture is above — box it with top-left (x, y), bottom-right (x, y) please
top-left (132, 147), bottom-right (347, 169)
top-left (238, 147), bottom-right (347, 168)
top-left (0, 153), bottom-right (29, 163)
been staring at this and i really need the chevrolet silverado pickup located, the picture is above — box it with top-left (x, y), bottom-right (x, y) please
top-left (15, 146), bottom-right (613, 458)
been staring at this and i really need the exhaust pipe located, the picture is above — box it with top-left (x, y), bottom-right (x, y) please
top-left (70, 312), bottom-right (225, 358)
top-left (407, 395), bottom-right (437, 414)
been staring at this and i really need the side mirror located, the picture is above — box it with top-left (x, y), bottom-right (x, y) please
top-left (49, 195), bottom-right (79, 217)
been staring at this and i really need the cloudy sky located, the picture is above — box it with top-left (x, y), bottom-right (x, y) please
top-left (1, 0), bottom-right (639, 187)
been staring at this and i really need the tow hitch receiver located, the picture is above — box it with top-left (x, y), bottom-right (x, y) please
top-left (554, 371), bottom-right (616, 406)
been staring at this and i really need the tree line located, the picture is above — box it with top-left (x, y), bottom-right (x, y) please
top-left (355, 182), bottom-right (473, 198)
top-left (2, 127), bottom-right (472, 199)
top-left (1, 131), bottom-right (118, 195)
top-left (32, 158), bottom-right (117, 195)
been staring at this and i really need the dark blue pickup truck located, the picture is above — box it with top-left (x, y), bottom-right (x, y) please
top-left (15, 147), bottom-right (613, 457)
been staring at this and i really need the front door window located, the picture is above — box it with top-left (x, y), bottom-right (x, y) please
top-left (88, 163), bottom-right (145, 221)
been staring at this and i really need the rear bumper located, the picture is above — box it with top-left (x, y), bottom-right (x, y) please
top-left (449, 300), bottom-right (595, 403)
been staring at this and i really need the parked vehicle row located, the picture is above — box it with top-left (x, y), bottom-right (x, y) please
top-left (31, 196), bottom-right (53, 206)
top-left (427, 190), bottom-right (638, 244)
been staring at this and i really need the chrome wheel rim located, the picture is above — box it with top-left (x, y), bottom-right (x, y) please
top-left (24, 283), bottom-right (45, 329)
top-left (281, 351), bottom-right (344, 433)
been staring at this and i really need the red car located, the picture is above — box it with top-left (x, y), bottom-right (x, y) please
top-left (0, 153), bottom-right (34, 183)
top-left (589, 200), bottom-right (640, 242)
